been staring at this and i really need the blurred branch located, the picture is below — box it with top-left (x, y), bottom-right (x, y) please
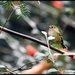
top-left (61, 14), bottom-right (75, 28)
top-left (0, 1), bottom-right (30, 33)
top-left (0, 26), bottom-right (63, 54)
top-left (0, 26), bottom-right (74, 59)
top-left (27, 1), bottom-right (59, 17)
top-left (11, 58), bottom-right (43, 72)
top-left (27, 1), bottom-right (75, 29)
top-left (0, 9), bottom-right (15, 33)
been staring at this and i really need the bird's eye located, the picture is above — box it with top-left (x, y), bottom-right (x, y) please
top-left (49, 25), bottom-right (55, 28)
top-left (52, 26), bottom-right (56, 28)
top-left (51, 26), bottom-right (53, 28)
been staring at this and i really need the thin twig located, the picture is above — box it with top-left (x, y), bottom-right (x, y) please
top-left (0, 26), bottom-right (74, 59)
top-left (11, 58), bottom-right (43, 72)
top-left (45, 33), bottom-right (62, 74)
top-left (0, 9), bottom-right (15, 33)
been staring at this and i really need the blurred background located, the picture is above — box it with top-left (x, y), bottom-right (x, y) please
top-left (0, 1), bottom-right (75, 74)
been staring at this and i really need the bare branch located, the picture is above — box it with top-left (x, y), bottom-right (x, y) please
top-left (0, 9), bottom-right (15, 33)
top-left (0, 26), bottom-right (74, 59)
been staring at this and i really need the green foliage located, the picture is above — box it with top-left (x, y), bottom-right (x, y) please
top-left (0, 1), bottom-right (30, 16)
top-left (0, 1), bottom-right (13, 9)
top-left (20, 1), bottom-right (30, 16)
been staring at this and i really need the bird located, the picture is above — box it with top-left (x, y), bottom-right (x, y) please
top-left (47, 25), bottom-right (66, 48)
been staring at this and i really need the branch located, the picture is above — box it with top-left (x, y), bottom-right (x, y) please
top-left (27, 1), bottom-right (59, 17)
top-left (0, 26), bottom-right (74, 59)
top-left (0, 9), bottom-right (15, 33)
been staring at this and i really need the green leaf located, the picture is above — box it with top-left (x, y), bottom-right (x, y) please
top-left (20, 1), bottom-right (30, 16)
top-left (0, 1), bottom-right (30, 16)
top-left (0, 1), bottom-right (14, 9)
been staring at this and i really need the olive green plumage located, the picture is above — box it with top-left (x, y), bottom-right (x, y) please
top-left (48, 25), bottom-right (66, 48)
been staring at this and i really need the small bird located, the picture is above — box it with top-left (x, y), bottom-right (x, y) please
top-left (47, 25), bottom-right (66, 48)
